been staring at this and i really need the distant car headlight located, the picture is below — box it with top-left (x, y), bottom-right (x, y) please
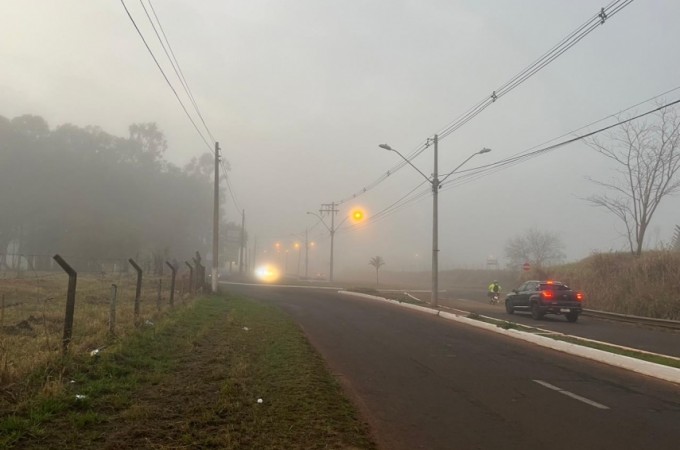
top-left (254, 264), bottom-right (280, 283)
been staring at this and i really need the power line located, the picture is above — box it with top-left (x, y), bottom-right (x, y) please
top-left (220, 159), bottom-right (241, 213)
top-left (123, 1), bottom-right (244, 219)
top-left (145, 0), bottom-right (216, 144)
top-left (120, 0), bottom-right (213, 152)
top-left (331, 0), bottom-right (636, 206)
top-left (339, 96), bottom-right (680, 233)
top-left (440, 97), bottom-right (680, 192)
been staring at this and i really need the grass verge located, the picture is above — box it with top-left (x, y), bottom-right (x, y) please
top-left (1, 294), bottom-right (376, 449)
top-left (465, 313), bottom-right (680, 370)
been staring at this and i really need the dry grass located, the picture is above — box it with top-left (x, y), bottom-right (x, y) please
top-left (349, 251), bottom-right (680, 321)
top-left (545, 251), bottom-right (680, 320)
top-left (0, 270), bottom-right (197, 388)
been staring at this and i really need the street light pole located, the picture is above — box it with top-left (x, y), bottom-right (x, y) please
top-left (432, 134), bottom-right (439, 306)
top-left (380, 138), bottom-right (490, 308)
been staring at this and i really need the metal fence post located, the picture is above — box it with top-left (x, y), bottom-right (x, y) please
top-left (165, 261), bottom-right (176, 307)
top-left (185, 261), bottom-right (194, 295)
top-left (156, 278), bottom-right (162, 312)
top-left (53, 254), bottom-right (77, 354)
top-left (128, 258), bottom-right (143, 323)
top-left (109, 284), bottom-right (117, 334)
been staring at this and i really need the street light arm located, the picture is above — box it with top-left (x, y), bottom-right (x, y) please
top-left (306, 211), bottom-right (332, 233)
top-left (379, 144), bottom-right (432, 183)
top-left (439, 148), bottom-right (491, 185)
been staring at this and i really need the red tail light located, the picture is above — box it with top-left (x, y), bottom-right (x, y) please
top-left (576, 292), bottom-right (584, 301)
top-left (541, 290), bottom-right (554, 299)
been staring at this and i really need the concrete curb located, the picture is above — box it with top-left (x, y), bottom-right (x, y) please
top-left (339, 290), bottom-right (680, 385)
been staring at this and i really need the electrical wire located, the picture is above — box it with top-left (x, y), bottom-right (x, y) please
top-left (337, 96), bottom-right (680, 234)
top-left (331, 0), bottom-right (636, 205)
top-left (120, 0), bottom-right (213, 152)
top-left (441, 97), bottom-right (680, 191)
top-left (145, 0), bottom-right (217, 144)
top-left (124, 1), bottom-right (245, 216)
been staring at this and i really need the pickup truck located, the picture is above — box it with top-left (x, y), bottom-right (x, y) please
top-left (505, 280), bottom-right (584, 322)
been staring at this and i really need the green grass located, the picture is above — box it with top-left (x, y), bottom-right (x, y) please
top-left (0, 294), bottom-right (376, 449)
top-left (549, 334), bottom-right (680, 369)
top-left (463, 313), bottom-right (680, 369)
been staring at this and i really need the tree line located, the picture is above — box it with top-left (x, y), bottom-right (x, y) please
top-left (0, 114), bottom-right (217, 274)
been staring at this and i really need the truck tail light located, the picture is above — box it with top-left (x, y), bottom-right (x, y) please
top-left (541, 290), bottom-right (554, 299)
top-left (576, 292), bottom-right (584, 301)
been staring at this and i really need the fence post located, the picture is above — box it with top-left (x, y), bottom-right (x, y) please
top-left (185, 261), bottom-right (194, 295)
top-left (193, 258), bottom-right (205, 293)
top-left (156, 278), bottom-right (162, 312)
top-left (165, 261), bottom-right (176, 307)
top-left (128, 258), bottom-right (143, 323)
top-left (109, 284), bottom-right (117, 334)
top-left (53, 254), bottom-right (77, 354)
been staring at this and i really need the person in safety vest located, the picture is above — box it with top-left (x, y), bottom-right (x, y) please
top-left (487, 280), bottom-right (501, 299)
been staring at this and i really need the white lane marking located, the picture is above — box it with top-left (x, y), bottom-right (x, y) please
top-left (533, 379), bottom-right (610, 410)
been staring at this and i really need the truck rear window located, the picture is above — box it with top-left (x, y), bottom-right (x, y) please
top-left (539, 283), bottom-right (569, 291)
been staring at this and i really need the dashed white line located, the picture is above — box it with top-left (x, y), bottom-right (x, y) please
top-left (533, 379), bottom-right (610, 410)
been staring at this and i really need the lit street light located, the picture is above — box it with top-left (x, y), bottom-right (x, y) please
top-left (307, 208), bottom-right (366, 283)
top-left (380, 135), bottom-right (490, 307)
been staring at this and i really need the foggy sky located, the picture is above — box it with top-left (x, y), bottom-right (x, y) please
top-left (2, 0), bottom-right (679, 276)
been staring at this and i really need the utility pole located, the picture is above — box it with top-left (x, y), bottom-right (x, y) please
top-left (212, 141), bottom-right (220, 293)
top-left (239, 209), bottom-right (246, 274)
top-left (431, 135), bottom-right (439, 307)
top-left (252, 237), bottom-right (257, 273)
top-left (380, 136), bottom-right (490, 308)
top-left (304, 228), bottom-right (309, 279)
top-left (319, 202), bottom-right (338, 282)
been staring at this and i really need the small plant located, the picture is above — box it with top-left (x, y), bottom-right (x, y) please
top-left (497, 321), bottom-right (519, 330)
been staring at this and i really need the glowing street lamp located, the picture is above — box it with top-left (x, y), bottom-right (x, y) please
top-left (307, 207), bottom-right (367, 283)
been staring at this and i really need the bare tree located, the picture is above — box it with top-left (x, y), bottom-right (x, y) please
top-left (369, 256), bottom-right (385, 287)
top-left (587, 106), bottom-right (680, 255)
top-left (505, 229), bottom-right (565, 269)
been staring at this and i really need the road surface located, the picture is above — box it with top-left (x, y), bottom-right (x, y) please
top-left (222, 283), bottom-right (680, 450)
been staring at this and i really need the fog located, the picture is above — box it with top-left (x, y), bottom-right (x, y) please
top-left (2, 1), bottom-right (679, 278)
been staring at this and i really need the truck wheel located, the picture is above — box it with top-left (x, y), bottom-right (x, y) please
top-left (566, 312), bottom-right (579, 323)
top-left (530, 302), bottom-right (544, 320)
top-left (505, 299), bottom-right (514, 314)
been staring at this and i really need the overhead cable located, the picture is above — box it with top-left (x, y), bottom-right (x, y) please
top-left (120, 0), bottom-right (213, 152)
top-left (331, 0), bottom-right (636, 205)
top-left (145, 0), bottom-right (217, 144)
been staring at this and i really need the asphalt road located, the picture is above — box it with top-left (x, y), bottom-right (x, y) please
top-left (222, 283), bottom-right (680, 450)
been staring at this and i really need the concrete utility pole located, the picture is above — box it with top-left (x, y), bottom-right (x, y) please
top-left (379, 137), bottom-right (490, 308)
top-left (239, 209), bottom-right (246, 273)
top-left (304, 228), bottom-right (309, 279)
top-left (432, 134), bottom-right (439, 307)
top-left (212, 141), bottom-right (220, 293)
top-left (319, 202), bottom-right (338, 282)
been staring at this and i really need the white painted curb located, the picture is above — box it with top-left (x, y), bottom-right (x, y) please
top-left (339, 290), bottom-right (680, 385)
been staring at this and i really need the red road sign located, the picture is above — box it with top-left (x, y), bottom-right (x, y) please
top-left (522, 262), bottom-right (531, 272)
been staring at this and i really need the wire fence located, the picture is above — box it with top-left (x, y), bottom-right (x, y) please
top-left (0, 253), bottom-right (206, 387)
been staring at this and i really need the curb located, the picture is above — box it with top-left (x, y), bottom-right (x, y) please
top-left (339, 291), bottom-right (680, 385)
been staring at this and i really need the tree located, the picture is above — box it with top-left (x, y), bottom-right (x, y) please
top-left (586, 106), bottom-right (680, 255)
top-left (369, 256), bottom-right (385, 287)
top-left (504, 229), bottom-right (565, 269)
